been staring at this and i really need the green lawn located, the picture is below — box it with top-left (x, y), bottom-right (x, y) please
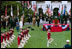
top-left (1, 25), bottom-right (71, 48)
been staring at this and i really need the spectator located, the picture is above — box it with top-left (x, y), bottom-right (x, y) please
top-left (64, 40), bottom-right (71, 48)
top-left (19, 19), bottom-right (23, 31)
top-left (2, 18), bottom-right (6, 29)
top-left (16, 20), bottom-right (20, 32)
top-left (28, 14), bottom-right (31, 24)
top-left (32, 16), bottom-right (36, 26)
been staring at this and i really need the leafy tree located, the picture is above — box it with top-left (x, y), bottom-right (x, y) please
top-left (1, 1), bottom-right (34, 22)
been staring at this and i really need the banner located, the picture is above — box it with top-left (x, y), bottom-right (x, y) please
top-left (61, 5), bottom-right (63, 15)
top-left (64, 5), bottom-right (66, 15)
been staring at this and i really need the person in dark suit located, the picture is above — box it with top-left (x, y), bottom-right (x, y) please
top-left (69, 10), bottom-right (71, 23)
top-left (48, 14), bottom-right (52, 24)
top-left (2, 18), bottom-right (6, 29)
top-left (46, 13), bottom-right (48, 22)
top-left (60, 14), bottom-right (64, 24)
top-left (28, 14), bottom-right (31, 24)
top-left (9, 16), bottom-right (15, 29)
top-left (8, 16), bottom-right (10, 27)
top-left (64, 11), bottom-right (68, 24)
top-left (36, 16), bottom-right (40, 27)
top-left (38, 6), bottom-right (43, 17)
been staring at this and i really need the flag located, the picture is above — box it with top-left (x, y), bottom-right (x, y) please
top-left (33, 3), bottom-right (36, 12)
top-left (11, 5), bottom-right (13, 16)
top-left (69, 8), bottom-right (71, 16)
top-left (17, 5), bottom-right (19, 16)
top-left (47, 5), bottom-right (51, 15)
top-left (22, 6), bottom-right (24, 14)
top-left (33, 4), bottom-right (36, 16)
top-left (21, 1), bottom-right (24, 14)
top-left (61, 5), bottom-right (63, 15)
top-left (33, 1), bottom-right (37, 16)
top-left (64, 5), bottom-right (66, 15)
top-left (24, 1), bottom-right (27, 8)
top-left (27, 1), bottom-right (30, 8)
top-left (5, 5), bottom-right (7, 17)
top-left (58, 5), bottom-right (60, 16)
top-left (51, 5), bottom-right (53, 11)
top-left (21, 1), bottom-right (24, 6)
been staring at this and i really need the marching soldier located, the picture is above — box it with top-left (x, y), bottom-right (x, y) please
top-left (28, 14), bottom-right (31, 24)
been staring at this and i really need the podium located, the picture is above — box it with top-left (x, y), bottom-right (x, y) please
top-left (50, 25), bottom-right (62, 32)
top-left (42, 16), bottom-right (70, 32)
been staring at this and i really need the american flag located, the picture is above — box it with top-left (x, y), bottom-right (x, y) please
top-left (27, 1), bottom-right (30, 8)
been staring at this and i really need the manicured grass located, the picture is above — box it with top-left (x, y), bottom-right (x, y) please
top-left (1, 24), bottom-right (71, 48)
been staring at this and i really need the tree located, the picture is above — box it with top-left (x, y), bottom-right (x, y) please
top-left (1, 1), bottom-right (34, 22)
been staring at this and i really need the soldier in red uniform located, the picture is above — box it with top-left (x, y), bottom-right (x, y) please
top-left (47, 28), bottom-right (54, 47)
top-left (25, 28), bottom-right (29, 39)
top-left (17, 34), bottom-right (21, 47)
top-left (5, 32), bottom-right (11, 47)
top-left (18, 34), bottom-right (22, 48)
top-left (2, 32), bottom-right (7, 48)
top-left (1, 33), bottom-right (4, 48)
top-left (9, 28), bottom-right (15, 43)
top-left (1, 33), bottom-right (3, 44)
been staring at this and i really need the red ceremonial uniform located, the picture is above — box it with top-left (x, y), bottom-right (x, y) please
top-left (25, 30), bottom-right (27, 36)
top-left (3, 34), bottom-right (6, 41)
top-left (26, 30), bottom-right (29, 36)
top-left (17, 36), bottom-right (20, 46)
top-left (11, 30), bottom-right (14, 35)
top-left (21, 32), bottom-right (24, 37)
top-left (7, 33), bottom-right (10, 40)
top-left (12, 30), bottom-right (14, 35)
top-left (10, 29), bottom-right (14, 36)
top-left (24, 30), bottom-right (26, 37)
top-left (1, 36), bottom-right (3, 43)
top-left (25, 30), bottom-right (27, 35)
top-left (47, 32), bottom-right (51, 40)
